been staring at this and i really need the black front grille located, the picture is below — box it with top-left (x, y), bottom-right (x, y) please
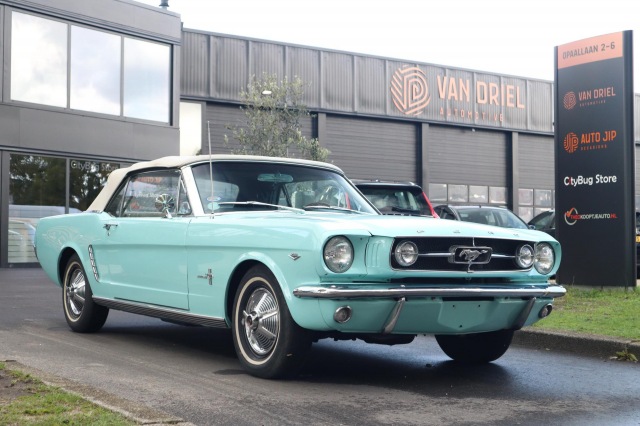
top-left (391, 236), bottom-right (534, 272)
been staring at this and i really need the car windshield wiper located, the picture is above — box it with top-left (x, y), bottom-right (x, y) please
top-left (214, 201), bottom-right (304, 214)
top-left (303, 204), bottom-right (370, 214)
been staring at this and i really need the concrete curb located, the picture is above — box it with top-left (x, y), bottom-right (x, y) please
top-left (515, 327), bottom-right (640, 361)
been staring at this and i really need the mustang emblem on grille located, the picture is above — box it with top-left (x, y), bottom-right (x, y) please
top-left (450, 246), bottom-right (492, 265)
top-left (460, 249), bottom-right (487, 261)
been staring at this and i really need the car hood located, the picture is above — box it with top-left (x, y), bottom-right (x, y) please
top-left (209, 211), bottom-right (557, 242)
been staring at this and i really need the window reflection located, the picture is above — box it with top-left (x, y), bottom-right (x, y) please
top-left (10, 11), bottom-right (171, 123)
top-left (71, 26), bottom-right (121, 114)
top-left (11, 12), bottom-right (67, 107)
top-left (9, 154), bottom-right (66, 264)
top-left (124, 38), bottom-right (170, 122)
top-left (70, 159), bottom-right (121, 211)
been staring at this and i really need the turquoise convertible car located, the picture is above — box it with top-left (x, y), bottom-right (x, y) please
top-left (35, 155), bottom-right (565, 379)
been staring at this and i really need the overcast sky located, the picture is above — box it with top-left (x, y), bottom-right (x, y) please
top-left (134, 0), bottom-right (640, 88)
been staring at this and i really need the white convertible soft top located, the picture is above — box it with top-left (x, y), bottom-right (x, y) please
top-left (87, 154), bottom-right (343, 212)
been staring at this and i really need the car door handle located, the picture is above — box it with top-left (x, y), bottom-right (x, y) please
top-left (103, 223), bottom-right (118, 235)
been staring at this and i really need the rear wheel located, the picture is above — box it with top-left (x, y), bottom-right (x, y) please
top-left (435, 330), bottom-right (514, 363)
top-left (232, 265), bottom-right (311, 379)
top-left (62, 254), bottom-right (109, 333)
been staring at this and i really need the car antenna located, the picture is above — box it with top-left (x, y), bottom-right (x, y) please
top-left (207, 120), bottom-right (214, 217)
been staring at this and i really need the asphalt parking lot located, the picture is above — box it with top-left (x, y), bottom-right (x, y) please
top-left (1, 267), bottom-right (638, 425)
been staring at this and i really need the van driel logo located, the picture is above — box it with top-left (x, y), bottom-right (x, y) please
top-left (563, 92), bottom-right (577, 110)
top-left (391, 66), bottom-right (430, 115)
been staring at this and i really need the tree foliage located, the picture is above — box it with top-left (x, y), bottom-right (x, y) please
top-left (225, 74), bottom-right (329, 162)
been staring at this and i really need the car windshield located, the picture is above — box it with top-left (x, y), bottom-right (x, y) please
top-left (358, 186), bottom-right (433, 216)
top-left (457, 207), bottom-right (529, 229)
top-left (191, 161), bottom-right (377, 214)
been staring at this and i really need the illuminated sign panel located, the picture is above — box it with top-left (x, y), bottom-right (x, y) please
top-left (554, 31), bottom-right (635, 287)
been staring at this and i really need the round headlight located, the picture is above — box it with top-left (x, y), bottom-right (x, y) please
top-left (534, 243), bottom-right (555, 274)
top-left (324, 236), bottom-right (354, 273)
top-left (394, 240), bottom-right (419, 267)
top-left (515, 244), bottom-right (534, 269)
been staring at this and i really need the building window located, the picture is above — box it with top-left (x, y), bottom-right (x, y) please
top-left (10, 11), bottom-right (171, 123)
top-left (124, 38), bottom-right (171, 122)
top-left (469, 185), bottom-right (488, 203)
top-left (518, 188), bottom-right (554, 222)
top-left (10, 12), bottom-right (67, 107)
top-left (9, 154), bottom-right (66, 264)
top-left (7, 154), bottom-right (123, 264)
top-left (69, 159), bottom-right (121, 211)
top-left (70, 26), bottom-right (121, 115)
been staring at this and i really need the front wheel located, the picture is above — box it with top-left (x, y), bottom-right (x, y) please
top-left (435, 330), bottom-right (514, 363)
top-left (62, 254), bottom-right (109, 333)
top-left (232, 265), bottom-right (311, 379)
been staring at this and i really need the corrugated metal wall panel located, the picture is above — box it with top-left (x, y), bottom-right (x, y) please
top-left (518, 134), bottom-right (554, 189)
top-left (204, 102), bottom-right (315, 155)
top-left (287, 47), bottom-right (321, 107)
top-left (204, 103), bottom-right (245, 154)
top-left (324, 115), bottom-right (417, 182)
top-left (635, 95), bottom-right (640, 142)
top-left (636, 146), bottom-right (640, 202)
top-left (355, 56), bottom-right (386, 114)
top-left (322, 52), bottom-right (354, 111)
top-left (211, 36), bottom-right (248, 100)
top-left (250, 41), bottom-right (284, 79)
top-left (528, 80), bottom-right (554, 132)
top-left (181, 31), bottom-right (208, 97)
top-left (426, 125), bottom-right (507, 186)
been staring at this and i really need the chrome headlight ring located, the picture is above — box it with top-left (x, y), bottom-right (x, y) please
top-left (324, 236), bottom-right (354, 273)
top-left (515, 244), bottom-right (535, 269)
top-left (394, 240), bottom-right (419, 267)
top-left (534, 242), bottom-right (555, 275)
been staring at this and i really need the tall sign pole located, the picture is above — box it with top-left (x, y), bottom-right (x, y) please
top-left (555, 31), bottom-right (635, 287)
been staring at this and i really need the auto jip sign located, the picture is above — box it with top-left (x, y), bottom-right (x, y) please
top-left (555, 31), bottom-right (635, 287)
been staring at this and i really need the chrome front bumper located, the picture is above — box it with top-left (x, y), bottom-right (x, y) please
top-left (293, 284), bottom-right (566, 299)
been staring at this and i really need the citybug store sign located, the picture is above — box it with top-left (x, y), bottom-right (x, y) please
top-left (555, 31), bottom-right (635, 287)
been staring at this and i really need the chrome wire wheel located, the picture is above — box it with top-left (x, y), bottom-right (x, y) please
top-left (65, 267), bottom-right (86, 319)
top-left (241, 286), bottom-right (280, 357)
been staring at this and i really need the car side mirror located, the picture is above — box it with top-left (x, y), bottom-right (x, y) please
top-left (155, 194), bottom-right (176, 218)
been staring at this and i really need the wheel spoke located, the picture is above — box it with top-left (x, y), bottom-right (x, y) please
top-left (255, 323), bottom-right (277, 341)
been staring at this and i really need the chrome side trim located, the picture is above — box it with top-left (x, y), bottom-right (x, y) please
top-left (293, 285), bottom-right (566, 299)
top-left (93, 297), bottom-right (228, 328)
top-left (87, 245), bottom-right (99, 282)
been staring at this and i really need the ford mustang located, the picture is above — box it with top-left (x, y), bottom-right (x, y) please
top-left (35, 155), bottom-right (564, 379)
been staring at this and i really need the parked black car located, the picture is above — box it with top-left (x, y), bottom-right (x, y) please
top-left (434, 204), bottom-right (530, 229)
top-left (528, 210), bottom-right (556, 237)
top-left (353, 180), bottom-right (437, 217)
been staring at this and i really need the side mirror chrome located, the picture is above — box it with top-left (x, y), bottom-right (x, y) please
top-left (155, 194), bottom-right (176, 218)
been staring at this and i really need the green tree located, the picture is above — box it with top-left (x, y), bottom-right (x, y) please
top-left (225, 74), bottom-right (330, 162)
